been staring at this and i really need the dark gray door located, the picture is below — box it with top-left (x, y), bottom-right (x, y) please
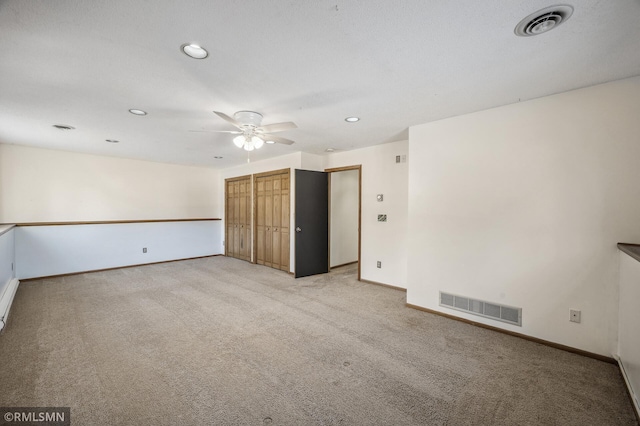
top-left (295, 169), bottom-right (329, 278)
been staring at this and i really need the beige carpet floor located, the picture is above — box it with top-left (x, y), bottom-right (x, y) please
top-left (0, 256), bottom-right (636, 425)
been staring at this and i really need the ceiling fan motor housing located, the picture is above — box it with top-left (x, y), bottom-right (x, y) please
top-left (233, 111), bottom-right (263, 127)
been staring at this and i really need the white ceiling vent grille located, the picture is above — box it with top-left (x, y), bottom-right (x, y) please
top-left (440, 291), bottom-right (522, 326)
top-left (514, 5), bottom-right (574, 37)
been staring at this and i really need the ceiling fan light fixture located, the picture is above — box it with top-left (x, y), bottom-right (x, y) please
top-left (234, 135), bottom-right (265, 151)
top-left (181, 43), bottom-right (208, 59)
top-left (233, 135), bottom-right (245, 148)
top-left (252, 136), bottom-right (264, 150)
top-left (213, 110), bottom-right (297, 148)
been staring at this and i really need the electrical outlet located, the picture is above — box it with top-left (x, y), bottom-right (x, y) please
top-left (570, 310), bottom-right (581, 323)
top-left (377, 261), bottom-right (381, 268)
top-left (377, 214), bottom-right (387, 222)
top-left (395, 155), bottom-right (401, 163)
top-left (143, 247), bottom-right (147, 253)
top-left (377, 194), bottom-right (383, 202)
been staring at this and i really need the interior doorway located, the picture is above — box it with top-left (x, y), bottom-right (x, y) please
top-left (326, 165), bottom-right (361, 280)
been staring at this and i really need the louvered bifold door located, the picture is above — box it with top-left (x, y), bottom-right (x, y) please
top-left (254, 170), bottom-right (290, 272)
top-left (225, 176), bottom-right (251, 262)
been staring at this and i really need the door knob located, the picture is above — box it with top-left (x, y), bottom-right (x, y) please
top-left (296, 227), bottom-right (302, 232)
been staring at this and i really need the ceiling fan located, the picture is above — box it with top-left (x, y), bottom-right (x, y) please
top-left (192, 111), bottom-right (296, 151)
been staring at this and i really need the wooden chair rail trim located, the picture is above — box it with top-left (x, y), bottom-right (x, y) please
top-left (10, 218), bottom-right (221, 227)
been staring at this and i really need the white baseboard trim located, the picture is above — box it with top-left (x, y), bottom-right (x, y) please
top-left (614, 354), bottom-right (640, 421)
top-left (0, 278), bottom-right (20, 332)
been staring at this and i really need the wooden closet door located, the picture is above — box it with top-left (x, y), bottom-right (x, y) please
top-left (225, 179), bottom-right (235, 257)
top-left (265, 176), bottom-right (274, 267)
top-left (255, 177), bottom-right (266, 266)
top-left (279, 174), bottom-right (290, 272)
top-left (238, 178), bottom-right (251, 261)
top-left (253, 169), bottom-right (290, 272)
top-left (272, 176), bottom-right (282, 268)
top-left (233, 180), bottom-right (241, 257)
top-left (225, 176), bottom-right (251, 261)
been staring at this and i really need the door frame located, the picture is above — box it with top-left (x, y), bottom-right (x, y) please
top-left (325, 165), bottom-right (362, 281)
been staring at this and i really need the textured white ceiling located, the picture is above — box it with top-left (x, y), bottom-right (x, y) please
top-left (1, 0), bottom-right (639, 168)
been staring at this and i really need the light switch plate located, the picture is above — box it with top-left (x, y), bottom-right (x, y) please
top-left (570, 310), bottom-right (581, 323)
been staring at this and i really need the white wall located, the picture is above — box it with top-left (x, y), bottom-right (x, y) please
top-left (301, 152), bottom-right (325, 171)
top-left (618, 250), bottom-right (640, 412)
top-left (330, 169), bottom-right (359, 268)
top-left (407, 76), bottom-right (640, 356)
top-left (0, 226), bottom-right (17, 330)
top-left (0, 144), bottom-right (220, 223)
top-left (325, 140), bottom-right (408, 288)
top-left (0, 226), bottom-right (15, 298)
top-left (15, 221), bottom-right (221, 279)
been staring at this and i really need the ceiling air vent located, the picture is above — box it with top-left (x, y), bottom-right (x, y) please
top-left (515, 5), bottom-right (574, 37)
top-left (52, 124), bottom-right (75, 130)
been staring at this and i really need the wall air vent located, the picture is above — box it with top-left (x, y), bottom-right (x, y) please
top-left (439, 291), bottom-right (522, 326)
top-left (514, 5), bottom-right (574, 37)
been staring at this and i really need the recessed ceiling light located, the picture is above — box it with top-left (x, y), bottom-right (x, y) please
top-left (325, 148), bottom-right (335, 152)
top-left (181, 43), bottom-right (208, 59)
top-left (345, 117), bottom-right (360, 123)
top-left (52, 124), bottom-right (75, 130)
top-left (105, 139), bottom-right (119, 143)
top-left (265, 140), bottom-right (276, 144)
top-left (129, 109), bottom-right (147, 116)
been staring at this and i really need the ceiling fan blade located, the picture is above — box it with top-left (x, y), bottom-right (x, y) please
top-left (213, 111), bottom-right (243, 129)
top-left (262, 134), bottom-right (295, 145)
top-left (257, 122), bottom-right (297, 133)
top-left (189, 130), bottom-right (241, 134)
